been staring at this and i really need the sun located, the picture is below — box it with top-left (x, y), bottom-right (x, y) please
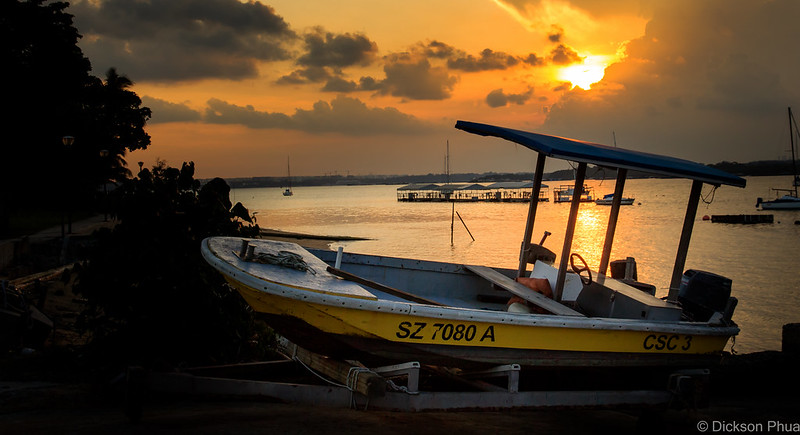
top-left (559, 55), bottom-right (609, 90)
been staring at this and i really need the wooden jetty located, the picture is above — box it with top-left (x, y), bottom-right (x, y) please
top-left (397, 182), bottom-right (549, 203)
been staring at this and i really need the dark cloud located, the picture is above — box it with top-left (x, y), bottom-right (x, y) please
top-left (548, 25), bottom-right (564, 43)
top-left (416, 41), bottom-right (535, 72)
top-left (321, 77), bottom-right (358, 93)
top-left (204, 95), bottom-right (433, 135)
top-left (205, 99), bottom-right (292, 129)
top-left (278, 28), bottom-right (378, 86)
top-left (71, 0), bottom-right (296, 81)
top-left (297, 28), bottom-right (378, 68)
top-left (486, 88), bottom-right (534, 108)
top-left (281, 35), bottom-right (545, 97)
top-left (378, 54), bottom-right (458, 100)
top-left (420, 40), bottom-right (459, 59)
top-left (277, 66), bottom-right (336, 85)
top-left (447, 49), bottom-right (520, 72)
top-left (522, 53), bottom-right (546, 66)
top-left (549, 44), bottom-right (583, 65)
top-left (142, 96), bottom-right (202, 124)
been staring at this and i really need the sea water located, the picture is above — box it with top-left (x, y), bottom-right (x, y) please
top-left (233, 175), bottom-right (800, 353)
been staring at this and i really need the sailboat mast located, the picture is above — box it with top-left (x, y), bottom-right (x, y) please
top-left (789, 107), bottom-right (799, 196)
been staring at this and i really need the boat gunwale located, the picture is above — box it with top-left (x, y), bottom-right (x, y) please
top-left (201, 238), bottom-right (739, 338)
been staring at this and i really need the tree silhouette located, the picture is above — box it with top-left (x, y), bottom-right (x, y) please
top-left (0, 1), bottom-right (150, 235)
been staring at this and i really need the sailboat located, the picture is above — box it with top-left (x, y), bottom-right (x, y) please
top-left (283, 156), bottom-right (293, 197)
top-left (756, 107), bottom-right (800, 210)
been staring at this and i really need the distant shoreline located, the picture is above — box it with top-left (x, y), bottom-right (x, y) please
top-left (221, 160), bottom-right (794, 189)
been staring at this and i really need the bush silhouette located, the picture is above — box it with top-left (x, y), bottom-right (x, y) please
top-left (76, 161), bottom-right (270, 368)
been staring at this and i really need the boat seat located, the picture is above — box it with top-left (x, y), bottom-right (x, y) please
top-left (464, 265), bottom-right (585, 317)
top-left (529, 261), bottom-right (584, 302)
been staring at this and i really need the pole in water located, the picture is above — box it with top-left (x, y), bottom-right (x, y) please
top-left (456, 211), bottom-right (475, 241)
top-left (451, 202), bottom-right (455, 245)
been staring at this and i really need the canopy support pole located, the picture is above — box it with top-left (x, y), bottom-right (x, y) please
top-left (598, 169), bottom-right (628, 276)
top-left (517, 153), bottom-right (547, 277)
top-left (668, 180), bottom-right (703, 302)
top-left (555, 162), bottom-right (586, 302)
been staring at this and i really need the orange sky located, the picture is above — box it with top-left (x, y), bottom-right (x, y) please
top-left (70, 0), bottom-right (800, 179)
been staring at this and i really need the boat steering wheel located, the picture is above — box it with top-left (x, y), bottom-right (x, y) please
top-left (570, 253), bottom-right (593, 286)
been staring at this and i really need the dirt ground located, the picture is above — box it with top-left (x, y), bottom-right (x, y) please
top-left (1, 377), bottom-right (799, 435)
top-left (2, 230), bottom-right (799, 434)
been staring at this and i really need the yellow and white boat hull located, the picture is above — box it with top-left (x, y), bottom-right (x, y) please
top-left (202, 237), bottom-right (737, 369)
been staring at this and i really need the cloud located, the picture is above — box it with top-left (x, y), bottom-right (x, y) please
top-left (447, 49), bottom-right (520, 72)
top-left (548, 25), bottom-right (564, 43)
top-left (416, 40), bottom-right (541, 71)
top-left (297, 28), bottom-right (378, 68)
top-left (70, 0), bottom-right (296, 81)
top-left (204, 95), bottom-right (434, 135)
top-left (142, 96), bottom-right (202, 124)
top-left (486, 88), bottom-right (535, 108)
top-left (419, 40), bottom-right (459, 59)
top-left (542, 0), bottom-right (800, 163)
top-left (277, 66), bottom-right (335, 85)
top-left (278, 28), bottom-right (378, 86)
top-left (376, 53), bottom-right (458, 100)
top-left (549, 44), bottom-right (583, 65)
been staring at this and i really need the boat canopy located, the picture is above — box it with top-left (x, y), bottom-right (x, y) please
top-left (455, 121), bottom-right (746, 188)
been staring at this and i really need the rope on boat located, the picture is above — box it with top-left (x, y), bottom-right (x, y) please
top-left (288, 346), bottom-right (379, 410)
top-left (248, 250), bottom-right (316, 274)
top-left (347, 367), bottom-right (374, 410)
top-left (385, 379), bottom-right (418, 395)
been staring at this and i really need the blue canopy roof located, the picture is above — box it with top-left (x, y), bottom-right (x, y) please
top-left (455, 121), bottom-right (746, 188)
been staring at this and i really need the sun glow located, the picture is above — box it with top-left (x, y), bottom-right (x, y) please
top-left (559, 55), bottom-right (610, 90)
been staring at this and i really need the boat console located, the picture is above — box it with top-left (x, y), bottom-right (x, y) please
top-left (531, 260), bottom-right (682, 321)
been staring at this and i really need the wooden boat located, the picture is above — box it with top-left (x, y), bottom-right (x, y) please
top-left (757, 107), bottom-right (800, 210)
top-left (203, 121), bottom-right (746, 370)
top-left (596, 193), bottom-right (635, 205)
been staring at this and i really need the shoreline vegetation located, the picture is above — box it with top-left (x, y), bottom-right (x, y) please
top-left (222, 160), bottom-right (797, 189)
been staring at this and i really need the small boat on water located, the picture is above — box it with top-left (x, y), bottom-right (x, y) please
top-left (283, 156), bottom-right (293, 197)
top-left (203, 121), bottom-right (746, 371)
top-left (596, 193), bottom-right (635, 205)
top-left (757, 107), bottom-right (800, 210)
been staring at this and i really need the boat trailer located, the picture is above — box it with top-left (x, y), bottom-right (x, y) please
top-left (125, 338), bottom-right (711, 418)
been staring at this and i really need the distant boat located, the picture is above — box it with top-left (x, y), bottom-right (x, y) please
top-left (595, 193), bottom-right (634, 206)
top-left (757, 107), bottom-right (800, 210)
top-left (283, 156), bottom-right (293, 197)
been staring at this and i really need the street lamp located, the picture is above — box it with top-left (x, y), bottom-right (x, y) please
top-left (61, 136), bottom-right (75, 237)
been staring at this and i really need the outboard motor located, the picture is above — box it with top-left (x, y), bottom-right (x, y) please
top-left (678, 270), bottom-right (735, 322)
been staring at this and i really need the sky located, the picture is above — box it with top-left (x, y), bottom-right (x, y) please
top-left (69, 0), bottom-right (800, 179)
